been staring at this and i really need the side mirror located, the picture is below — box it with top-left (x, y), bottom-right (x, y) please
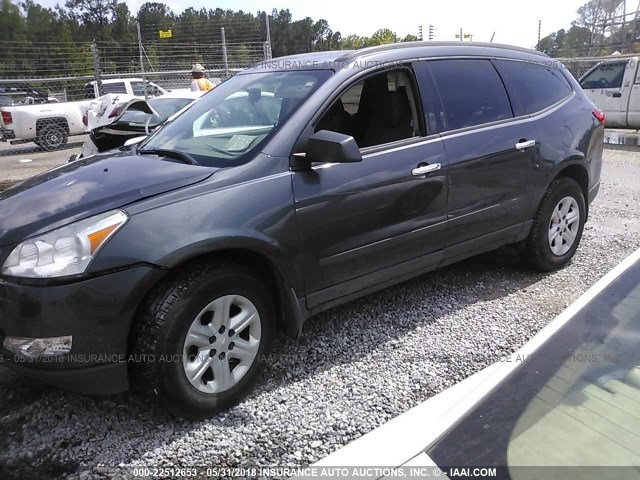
top-left (305, 130), bottom-right (362, 164)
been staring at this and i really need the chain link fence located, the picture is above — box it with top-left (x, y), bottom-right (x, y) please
top-left (1, 38), bottom-right (635, 155)
top-left (0, 18), bottom-right (269, 154)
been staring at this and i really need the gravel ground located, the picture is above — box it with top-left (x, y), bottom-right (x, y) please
top-left (0, 147), bottom-right (639, 479)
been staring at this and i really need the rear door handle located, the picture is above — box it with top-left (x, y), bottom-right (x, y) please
top-left (515, 139), bottom-right (536, 150)
top-left (613, 92), bottom-right (622, 98)
top-left (412, 163), bottom-right (441, 176)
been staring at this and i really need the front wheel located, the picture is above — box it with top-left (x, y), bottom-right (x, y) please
top-left (130, 262), bottom-right (275, 419)
top-left (524, 177), bottom-right (586, 271)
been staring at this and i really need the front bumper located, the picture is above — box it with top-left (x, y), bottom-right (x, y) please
top-left (0, 265), bottom-right (166, 395)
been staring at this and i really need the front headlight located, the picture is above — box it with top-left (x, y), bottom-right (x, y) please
top-left (1, 210), bottom-right (128, 278)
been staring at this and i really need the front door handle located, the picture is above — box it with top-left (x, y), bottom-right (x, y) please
top-left (412, 163), bottom-right (441, 176)
top-left (613, 92), bottom-right (622, 98)
top-left (515, 139), bottom-right (536, 150)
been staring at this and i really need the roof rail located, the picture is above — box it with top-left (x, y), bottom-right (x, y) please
top-left (337, 41), bottom-right (549, 62)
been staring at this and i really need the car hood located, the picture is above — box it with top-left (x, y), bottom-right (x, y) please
top-left (0, 152), bottom-right (217, 246)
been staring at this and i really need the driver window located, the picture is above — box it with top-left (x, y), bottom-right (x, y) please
top-left (580, 62), bottom-right (626, 89)
top-left (315, 68), bottom-right (422, 148)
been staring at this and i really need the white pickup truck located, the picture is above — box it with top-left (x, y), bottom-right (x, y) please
top-left (0, 99), bottom-right (91, 150)
top-left (579, 56), bottom-right (640, 128)
top-left (0, 78), bottom-right (170, 150)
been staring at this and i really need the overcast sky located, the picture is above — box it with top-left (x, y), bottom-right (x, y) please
top-left (35, 0), bottom-right (589, 48)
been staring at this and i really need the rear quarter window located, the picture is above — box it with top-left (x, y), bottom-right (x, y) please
top-left (102, 82), bottom-right (127, 94)
top-left (428, 59), bottom-right (513, 131)
top-left (497, 60), bottom-right (573, 115)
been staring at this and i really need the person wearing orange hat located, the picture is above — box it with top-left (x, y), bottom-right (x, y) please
top-left (190, 63), bottom-right (215, 92)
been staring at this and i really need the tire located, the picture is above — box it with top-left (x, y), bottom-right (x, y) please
top-left (37, 123), bottom-right (68, 151)
top-left (130, 261), bottom-right (275, 419)
top-left (524, 177), bottom-right (586, 271)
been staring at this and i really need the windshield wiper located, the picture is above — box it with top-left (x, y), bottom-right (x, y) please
top-left (138, 148), bottom-right (198, 165)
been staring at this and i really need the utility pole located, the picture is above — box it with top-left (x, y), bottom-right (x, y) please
top-left (90, 41), bottom-right (103, 98)
top-left (265, 13), bottom-right (272, 60)
top-left (537, 20), bottom-right (542, 50)
top-left (456, 28), bottom-right (471, 41)
top-left (221, 27), bottom-right (229, 78)
top-left (137, 22), bottom-right (148, 98)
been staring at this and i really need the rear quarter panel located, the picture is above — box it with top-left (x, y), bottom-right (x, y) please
top-left (532, 91), bottom-right (603, 217)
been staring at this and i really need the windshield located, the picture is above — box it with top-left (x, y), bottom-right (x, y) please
top-left (118, 97), bottom-right (195, 128)
top-left (427, 256), bottom-right (640, 477)
top-left (141, 70), bottom-right (332, 166)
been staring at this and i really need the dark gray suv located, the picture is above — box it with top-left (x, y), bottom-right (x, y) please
top-left (0, 42), bottom-right (604, 418)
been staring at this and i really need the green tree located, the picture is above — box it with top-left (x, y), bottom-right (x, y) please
top-left (65, 0), bottom-right (118, 40)
top-left (0, 0), bottom-right (26, 76)
top-left (340, 34), bottom-right (367, 49)
top-left (402, 34), bottom-right (419, 42)
top-left (367, 28), bottom-right (398, 46)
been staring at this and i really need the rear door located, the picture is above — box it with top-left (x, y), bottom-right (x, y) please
top-left (292, 66), bottom-right (449, 307)
top-left (579, 60), bottom-right (629, 127)
top-left (426, 58), bottom-right (539, 245)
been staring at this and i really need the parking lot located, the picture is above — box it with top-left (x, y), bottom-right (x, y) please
top-left (0, 142), bottom-right (639, 479)
top-left (0, 137), bottom-right (87, 190)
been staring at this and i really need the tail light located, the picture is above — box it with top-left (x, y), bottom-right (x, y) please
top-left (108, 103), bottom-right (125, 119)
top-left (592, 109), bottom-right (605, 125)
top-left (82, 111), bottom-right (88, 127)
top-left (1, 110), bottom-right (12, 125)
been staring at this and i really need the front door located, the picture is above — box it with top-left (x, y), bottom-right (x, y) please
top-left (291, 67), bottom-right (449, 308)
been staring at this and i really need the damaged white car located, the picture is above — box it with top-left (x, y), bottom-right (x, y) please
top-left (72, 91), bottom-right (204, 160)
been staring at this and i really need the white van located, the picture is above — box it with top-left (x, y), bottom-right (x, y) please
top-left (83, 78), bottom-right (168, 99)
top-left (579, 57), bottom-right (640, 128)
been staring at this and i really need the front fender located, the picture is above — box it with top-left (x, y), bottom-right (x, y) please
top-left (89, 157), bottom-right (303, 294)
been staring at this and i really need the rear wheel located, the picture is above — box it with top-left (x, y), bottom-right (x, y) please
top-left (524, 177), bottom-right (586, 271)
top-left (130, 262), bottom-right (275, 419)
top-left (37, 123), bottom-right (68, 150)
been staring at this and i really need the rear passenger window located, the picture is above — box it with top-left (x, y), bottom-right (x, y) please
top-left (102, 82), bottom-right (127, 94)
top-left (497, 60), bottom-right (573, 115)
top-left (428, 59), bottom-right (513, 131)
